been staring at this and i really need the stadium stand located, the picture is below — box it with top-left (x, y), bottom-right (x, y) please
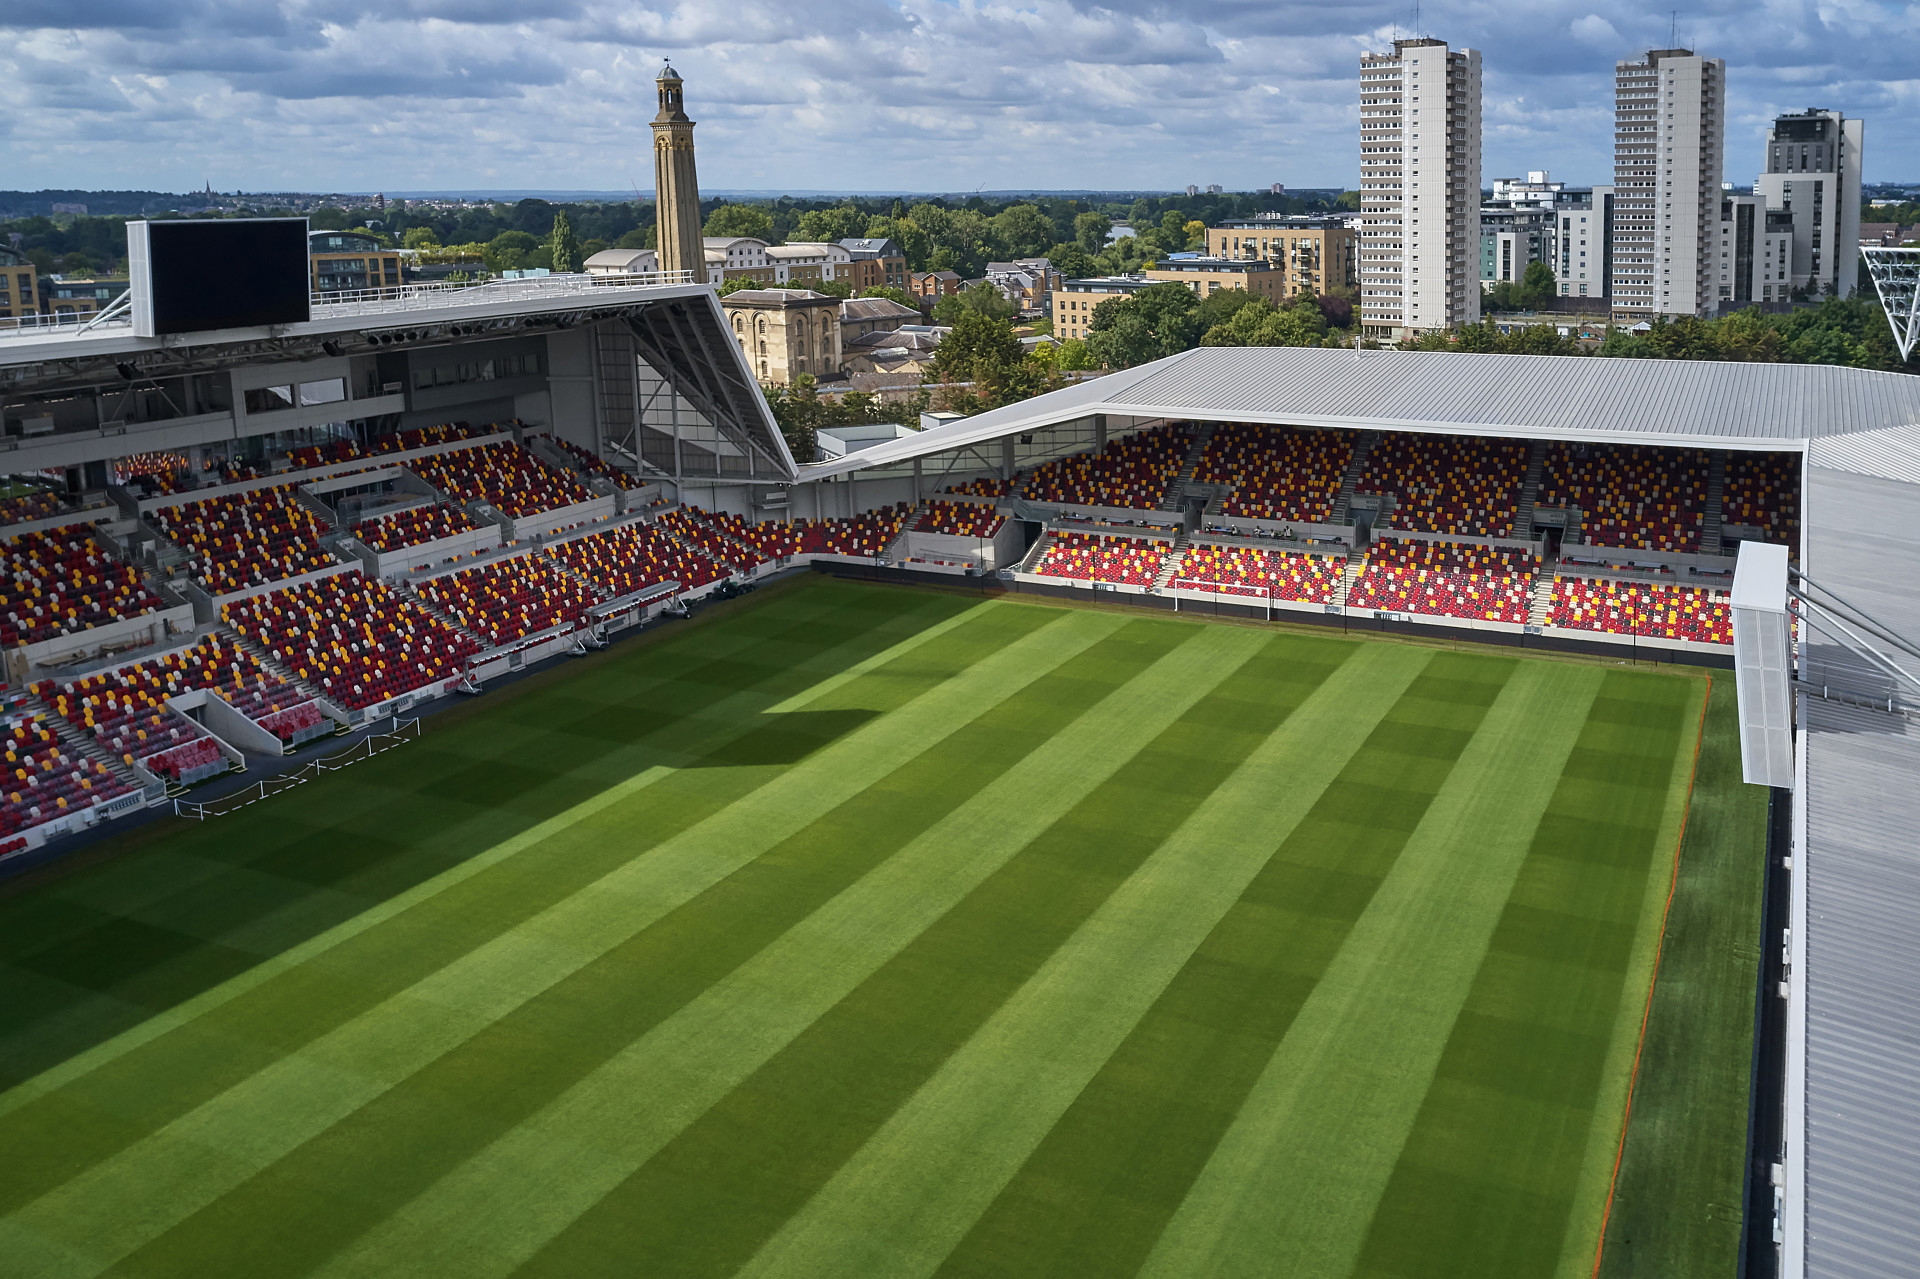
top-left (912, 500), bottom-right (1005, 538)
top-left (548, 521), bottom-right (725, 600)
top-left (1023, 425), bottom-right (1191, 509)
top-left (223, 572), bottom-right (479, 710)
top-left (415, 556), bottom-right (602, 646)
top-left (287, 421), bottom-right (500, 470)
top-left (1549, 576), bottom-right (1732, 644)
top-left (788, 506), bottom-right (911, 557)
top-left (150, 485), bottom-right (336, 594)
top-left (351, 503), bottom-right (486, 553)
top-left (660, 507), bottom-right (767, 569)
top-left (1539, 441), bottom-right (1710, 552)
top-left (698, 508), bottom-right (803, 560)
top-left (1171, 543), bottom-right (1343, 603)
top-left (942, 477), bottom-right (1010, 498)
top-left (1034, 532), bottom-right (1172, 586)
top-left (1348, 536), bottom-right (1538, 623)
top-left (1725, 451), bottom-right (1801, 547)
top-left (536, 434), bottom-right (641, 488)
top-left (39, 632), bottom-right (331, 768)
top-left (407, 441), bottom-right (594, 520)
top-left (1357, 431), bottom-right (1530, 538)
top-left (116, 453), bottom-right (192, 496)
top-left (0, 524), bottom-right (165, 649)
top-left (1194, 425), bottom-right (1353, 523)
top-left (0, 715), bottom-right (133, 833)
top-left (0, 490), bottom-right (64, 525)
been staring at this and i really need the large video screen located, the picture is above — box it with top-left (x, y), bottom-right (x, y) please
top-left (142, 219), bottom-right (311, 335)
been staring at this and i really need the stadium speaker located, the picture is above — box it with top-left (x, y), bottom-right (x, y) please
top-left (115, 362), bottom-right (138, 380)
top-left (321, 340), bottom-right (344, 357)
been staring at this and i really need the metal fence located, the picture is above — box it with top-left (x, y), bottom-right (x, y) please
top-left (170, 716), bottom-right (421, 820)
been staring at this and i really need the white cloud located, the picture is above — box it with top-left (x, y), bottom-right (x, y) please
top-left (0, 1), bottom-right (1907, 194)
top-left (1569, 14), bottom-right (1621, 47)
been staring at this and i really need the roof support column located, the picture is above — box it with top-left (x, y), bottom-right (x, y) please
top-left (1001, 436), bottom-right (1014, 481)
top-left (1095, 412), bottom-right (1108, 450)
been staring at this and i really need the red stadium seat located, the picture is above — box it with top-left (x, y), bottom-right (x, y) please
top-left (1348, 537), bottom-right (1538, 624)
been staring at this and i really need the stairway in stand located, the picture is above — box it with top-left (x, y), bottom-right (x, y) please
top-left (1514, 438), bottom-right (1548, 540)
top-left (1159, 424), bottom-right (1214, 512)
top-left (393, 583), bottom-right (493, 651)
top-left (1334, 547), bottom-right (1368, 610)
top-left (1330, 431), bottom-right (1380, 526)
top-left (1153, 538), bottom-right (1189, 591)
top-left (1527, 566), bottom-right (1556, 629)
top-left (1702, 450), bottom-right (1727, 556)
top-left (36, 703), bottom-right (152, 794)
top-left (1017, 531), bottom-right (1056, 575)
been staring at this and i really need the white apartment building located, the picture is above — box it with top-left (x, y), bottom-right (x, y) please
top-left (1754, 109), bottom-right (1864, 299)
top-left (1555, 186), bottom-right (1612, 299)
top-left (765, 241), bottom-right (853, 284)
top-left (1714, 193), bottom-right (1795, 307)
top-left (1610, 48), bottom-right (1725, 320)
top-left (1358, 37), bottom-right (1483, 340)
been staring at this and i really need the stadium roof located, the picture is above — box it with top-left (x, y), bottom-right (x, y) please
top-left (800, 346), bottom-right (1920, 480)
top-left (1793, 445), bottom-right (1920, 1278)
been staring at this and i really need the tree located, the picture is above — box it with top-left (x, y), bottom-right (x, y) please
top-left (991, 204), bottom-right (1054, 259)
top-left (616, 227), bottom-right (655, 250)
top-left (1073, 211), bottom-right (1113, 254)
top-left (1053, 338), bottom-right (1096, 371)
top-left (933, 281), bottom-right (1016, 325)
top-left (926, 310), bottom-right (1023, 385)
top-left (310, 205), bottom-right (350, 230)
top-left (579, 237), bottom-right (609, 260)
top-left (483, 230), bottom-right (543, 272)
top-left (1046, 242), bottom-right (1098, 279)
top-left (1086, 281), bottom-right (1202, 369)
top-left (402, 225), bottom-right (440, 250)
top-left (795, 206), bottom-right (868, 243)
top-left (703, 204), bottom-right (774, 240)
top-left (864, 215), bottom-right (930, 268)
top-left (717, 276), bottom-right (762, 296)
top-left (547, 209), bottom-right (581, 273)
top-left (1182, 219), bottom-right (1207, 250)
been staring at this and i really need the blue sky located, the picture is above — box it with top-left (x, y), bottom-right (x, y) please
top-left (0, 1), bottom-right (1910, 195)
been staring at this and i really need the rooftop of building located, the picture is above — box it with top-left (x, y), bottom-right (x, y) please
top-left (1149, 256), bottom-right (1276, 272)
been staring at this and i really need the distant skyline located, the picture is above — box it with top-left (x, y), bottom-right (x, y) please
top-left (0, 2), bottom-right (1909, 194)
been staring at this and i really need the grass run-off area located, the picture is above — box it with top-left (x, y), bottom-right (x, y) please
top-left (0, 575), bottom-right (1764, 1278)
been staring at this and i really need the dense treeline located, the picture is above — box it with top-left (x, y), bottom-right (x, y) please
top-left (0, 189), bottom-right (1346, 280)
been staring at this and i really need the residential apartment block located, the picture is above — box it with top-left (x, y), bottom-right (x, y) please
top-left (1715, 194), bottom-right (1796, 307)
top-left (1050, 276), bottom-right (1154, 342)
top-left (1555, 188), bottom-right (1613, 300)
top-left (1358, 37), bottom-right (1483, 339)
top-left (1205, 218), bottom-right (1358, 296)
top-left (1754, 109), bottom-right (1864, 299)
top-left (1145, 256), bottom-right (1289, 303)
top-left (1610, 48), bottom-right (1725, 320)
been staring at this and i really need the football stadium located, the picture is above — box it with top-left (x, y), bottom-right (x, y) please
top-left (0, 222), bottom-right (1913, 1278)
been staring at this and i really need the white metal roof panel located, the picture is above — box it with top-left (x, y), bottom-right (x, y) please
top-left (801, 346), bottom-right (1920, 480)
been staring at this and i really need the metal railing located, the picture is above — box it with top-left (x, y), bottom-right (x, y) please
top-left (170, 715), bottom-right (421, 820)
top-left (0, 271), bottom-right (703, 343)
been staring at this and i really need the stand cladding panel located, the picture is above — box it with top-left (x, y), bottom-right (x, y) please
top-left (1732, 539), bottom-right (1794, 788)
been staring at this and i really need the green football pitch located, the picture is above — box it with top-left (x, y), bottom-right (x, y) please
top-left (0, 576), bottom-right (1764, 1278)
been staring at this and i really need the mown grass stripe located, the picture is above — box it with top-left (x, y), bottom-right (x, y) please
top-left (735, 638), bottom-right (1425, 1279)
top-left (1347, 670), bottom-right (1702, 1279)
top-left (310, 621), bottom-right (1282, 1279)
top-left (101, 619), bottom-right (1199, 1279)
top-left (510, 625), bottom-right (1353, 1279)
top-left (0, 603), bottom-right (1109, 1279)
top-left (0, 581), bottom-right (958, 1125)
top-left (1135, 659), bottom-right (1606, 1279)
top-left (0, 587), bottom-right (972, 1240)
top-left (920, 650), bottom-right (1525, 1279)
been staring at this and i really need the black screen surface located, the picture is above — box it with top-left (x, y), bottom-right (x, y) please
top-left (147, 220), bottom-right (310, 334)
